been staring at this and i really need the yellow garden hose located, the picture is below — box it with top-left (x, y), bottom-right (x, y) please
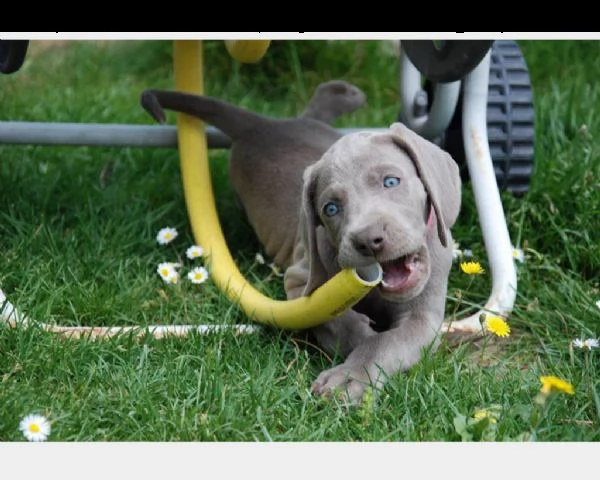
top-left (173, 40), bottom-right (382, 330)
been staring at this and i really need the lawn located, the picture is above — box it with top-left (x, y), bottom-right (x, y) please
top-left (0, 39), bottom-right (599, 442)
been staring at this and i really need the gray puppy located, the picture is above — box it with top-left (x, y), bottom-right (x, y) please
top-left (284, 125), bottom-right (461, 403)
top-left (141, 85), bottom-right (461, 404)
top-left (141, 80), bottom-right (366, 269)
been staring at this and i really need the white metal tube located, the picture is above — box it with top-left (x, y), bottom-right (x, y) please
top-left (2, 286), bottom-right (260, 338)
top-left (399, 52), bottom-right (461, 140)
top-left (0, 288), bottom-right (29, 325)
top-left (442, 51), bottom-right (518, 335)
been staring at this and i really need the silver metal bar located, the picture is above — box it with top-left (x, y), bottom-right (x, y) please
top-left (0, 121), bottom-right (387, 149)
top-left (0, 121), bottom-right (229, 148)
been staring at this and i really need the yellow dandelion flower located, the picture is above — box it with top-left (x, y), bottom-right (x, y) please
top-left (473, 409), bottom-right (498, 424)
top-left (483, 315), bottom-right (511, 338)
top-left (460, 261), bottom-right (484, 275)
top-left (539, 375), bottom-right (575, 395)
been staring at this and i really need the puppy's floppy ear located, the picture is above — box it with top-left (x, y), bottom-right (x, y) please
top-left (388, 122), bottom-right (462, 247)
top-left (298, 163), bottom-right (330, 296)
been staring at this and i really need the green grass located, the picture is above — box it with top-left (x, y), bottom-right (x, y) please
top-left (1, 40), bottom-right (599, 441)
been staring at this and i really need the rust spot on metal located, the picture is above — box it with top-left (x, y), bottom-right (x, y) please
top-left (470, 127), bottom-right (485, 162)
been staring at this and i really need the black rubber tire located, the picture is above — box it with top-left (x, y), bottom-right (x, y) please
top-left (0, 40), bottom-right (29, 74)
top-left (442, 40), bottom-right (536, 196)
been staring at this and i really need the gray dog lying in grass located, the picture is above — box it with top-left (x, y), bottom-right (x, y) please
top-left (141, 80), bottom-right (366, 269)
top-left (141, 82), bottom-right (461, 404)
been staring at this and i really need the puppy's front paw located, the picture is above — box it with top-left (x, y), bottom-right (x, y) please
top-left (311, 363), bottom-right (375, 405)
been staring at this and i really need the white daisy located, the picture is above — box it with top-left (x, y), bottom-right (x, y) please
top-left (19, 414), bottom-right (51, 442)
top-left (188, 266), bottom-right (209, 284)
top-left (157, 262), bottom-right (179, 284)
top-left (572, 338), bottom-right (599, 350)
top-left (587, 339), bottom-right (600, 349)
top-left (186, 245), bottom-right (204, 260)
top-left (156, 227), bottom-right (178, 245)
top-left (512, 246), bottom-right (525, 263)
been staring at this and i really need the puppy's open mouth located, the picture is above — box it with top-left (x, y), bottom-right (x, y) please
top-left (380, 253), bottom-right (420, 293)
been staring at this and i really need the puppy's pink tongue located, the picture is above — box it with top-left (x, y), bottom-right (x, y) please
top-left (381, 255), bottom-right (416, 291)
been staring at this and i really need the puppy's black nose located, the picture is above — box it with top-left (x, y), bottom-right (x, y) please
top-left (352, 235), bottom-right (385, 256)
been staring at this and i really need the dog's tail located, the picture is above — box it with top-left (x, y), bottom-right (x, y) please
top-left (140, 89), bottom-right (264, 139)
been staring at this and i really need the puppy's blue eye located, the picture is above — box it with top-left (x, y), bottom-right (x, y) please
top-left (383, 176), bottom-right (401, 188)
top-left (323, 202), bottom-right (340, 217)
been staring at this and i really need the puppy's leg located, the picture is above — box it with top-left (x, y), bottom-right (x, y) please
top-left (310, 309), bottom-right (377, 359)
top-left (311, 310), bottom-right (443, 404)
